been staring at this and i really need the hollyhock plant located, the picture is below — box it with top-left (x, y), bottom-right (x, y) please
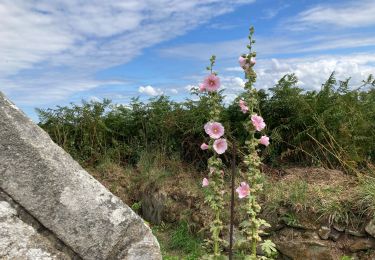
top-left (202, 178), bottom-right (209, 187)
top-left (238, 56), bottom-right (247, 68)
top-left (199, 55), bottom-right (227, 257)
top-left (239, 99), bottom-right (249, 113)
top-left (203, 74), bottom-right (220, 92)
top-left (250, 57), bottom-right (256, 66)
top-left (237, 26), bottom-right (276, 258)
top-left (213, 138), bottom-right (227, 154)
top-left (204, 122), bottom-right (224, 139)
top-left (251, 114), bottom-right (266, 131)
top-left (201, 143), bottom-right (209, 150)
top-left (236, 182), bottom-right (250, 199)
top-left (259, 135), bottom-right (270, 146)
top-left (199, 83), bottom-right (206, 92)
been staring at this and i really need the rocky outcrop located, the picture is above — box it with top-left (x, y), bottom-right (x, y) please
top-left (0, 190), bottom-right (77, 259)
top-left (0, 92), bottom-right (161, 260)
top-left (365, 219), bottom-right (375, 238)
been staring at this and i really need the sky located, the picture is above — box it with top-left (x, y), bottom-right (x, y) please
top-left (1, 0), bottom-right (375, 121)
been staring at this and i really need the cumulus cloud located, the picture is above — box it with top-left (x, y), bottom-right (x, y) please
top-left (289, 0), bottom-right (375, 29)
top-left (254, 54), bottom-right (375, 91)
top-left (138, 85), bottom-right (163, 96)
top-left (0, 0), bottom-right (254, 105)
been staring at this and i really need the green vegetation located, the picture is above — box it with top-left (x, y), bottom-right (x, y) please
top-left (152, 222), bottom-right (203, 260)
top-left (36, 72), bottom-right (375, 258)
top-left (37, 73), bottom-right (375, 173)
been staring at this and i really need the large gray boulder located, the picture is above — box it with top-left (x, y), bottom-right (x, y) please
top-left (0, 92), bottom-right (161, 260)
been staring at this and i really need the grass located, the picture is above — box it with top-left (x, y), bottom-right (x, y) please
top-left (262, 168), bottom-right (375, 228)
top-left (152, 221), bottom-right (203, 260)
top-left (356, 175), bottom-right (375, 217)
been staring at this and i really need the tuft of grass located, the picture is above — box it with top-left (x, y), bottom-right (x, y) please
top-left (168, 221), bottom-right (203, 256)
top-left (356, 175), bottom-right (375, 217)
top-left (262, 172), bottom-right (366, 227)
top-left (263, 179), bottom-right (309, 214)
top-left (152, 221), bottom-right (203, 260)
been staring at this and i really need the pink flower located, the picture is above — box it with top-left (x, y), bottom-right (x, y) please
top-left (204, 122), bottom-right (224, 139)
top-left (209, 167), bottom-right (215, 175)
top-left (236, 182), bottom-right (250, 199)
top-left (259, 136), bottom-right (270, 146)
top-left (239, 99), bottom-right (249, 113)
top-left (238, 56), bottom-right (247, 68)
top-left (249, 57), bottom-right (256, 66)
top-left (251, 114), bottom-right (266, 131)
top-left (200, 143), bottom-right (209, 150)
top-left (203, 74), bottom-right (220, 92)
top-left (199, 83), bottom-right (206, 92)
top-left (202, 178), bottom-right (209, 187)
top-left (213, 138), bottom-right (228, 154)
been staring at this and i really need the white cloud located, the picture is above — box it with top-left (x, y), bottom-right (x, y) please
top-left (288, 0), bottom-right (375, 30)
top-left (185, 84), bottom-right (198, 92)
top-left (170, 88), bottom-right (178, 94)
top-left (160, 34), bottom-right (375, 61)
top-left (254, 54), bottom-right (375, 91)
top-left (0, 0), bottom-right (255, 105)
top-left (138, 85), bottom-right (163, 96)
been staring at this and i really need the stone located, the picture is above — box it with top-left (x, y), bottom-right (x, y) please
top-left (328, 228), bottom-right (341, 241)
top-left (333, 223), bottom-right (345, 232)
top-left (365, 219), bottom-right (375, 238)
top-left (273, 228), bottom-right (336, 260)
top-left (0, 200), bottom-right (71, 260)
top-left (346, 229), bottom-right (366, 237)
top-left (141, 191), bottom-right (165, 225)
top-left (276, 239), bottom-right (334, 260)
top-left (349, 238), bottom-right (375, 252)
top-left (0, 92), bottom-right (161, 260)
top-left (318, 226), bottom-right (331, 240)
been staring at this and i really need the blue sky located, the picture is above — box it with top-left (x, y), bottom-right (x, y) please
top-left (1, 0), bottom-right (375, 121)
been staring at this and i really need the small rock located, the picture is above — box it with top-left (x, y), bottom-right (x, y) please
top-left (349, 238), bottom-right (375, 252)
top-left (328, 229), bottom-right (341, 241)
top-left (191, 213), bottom-right (200, 223)
top-left (346, 229), bottom-right (366, 237)
top-left (318, 226), bottom-right (331, 240)
top-left (365, 219), bottom-right (375, 238)
top-left (333, 223), bottom-right (345, 232)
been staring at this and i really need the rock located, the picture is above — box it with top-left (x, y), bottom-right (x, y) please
top-left (318, 226), bottom-right (331, 240)
top-left (0, 200), bottom-right (71, 260)
top-left (346, 229), bottom-right (366, 237)
top-left (328, 228), bottom-right (341, 241)
top-left (273, 228), bottom-right (336, 260)
top-left (333, 223), bottom-right (345, 232)
top-left (276, 239), bottom-right (334, 260)
top-left (365, 219), bottom-right (375, 238)
top-left (0, 92), bottom-right (161, 260)
top-left (349, 238), bottom-right (375, 252)
top-left (141, 191), bottom-right (165, 225)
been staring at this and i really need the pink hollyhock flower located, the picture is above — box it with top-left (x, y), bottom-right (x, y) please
top-left (209, 167), bottom-right (215, 176)
top-left (251, 114), bottom-right (266, 131)
top-left (249, 57), bottom-right (256, 66)
top-left (259, 135), bottom-right (270, 146)
top-left (238, 56), bottom-right (247, 68)
top-left (204, 122), bottom-right (224, 139)
top-left (239, 99), bottom-right (249, 113)
top-left (202, 178), bottom-right (209, 187)
top-left (200, 143), bottom-right (209, 150)
top-left (199, 83), bottom-right (206, 92)
top-left (213, 138), bottom-right (228, 154)
top-left (203, 74), bottom-right (220, 92)
top-left (236, 182), bottom-right (250, 199)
